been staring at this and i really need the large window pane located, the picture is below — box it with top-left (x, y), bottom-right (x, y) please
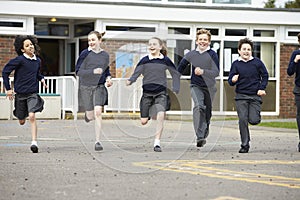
top-left (253, 42), bottom-right (276, 77)
top-left (213, 0), bottom-right (250, 4)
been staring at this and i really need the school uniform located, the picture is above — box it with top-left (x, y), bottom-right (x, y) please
top-left (177, 48), bottom-right (219, 143)
top-left (228, 56), bottom-right (269, 149)
top-left (128, 54), bottom-right (180, 118)
top-left (76, 48), bottom-right (111, 111)
top-left (2, 54), bottom-right (44, 120)
top-left (287, 49), bottom-right (300, 142)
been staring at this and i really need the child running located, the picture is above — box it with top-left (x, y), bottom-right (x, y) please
top-left (287, 32), bottom-right (300, 152)
top-left (126, 37), bottom-right (180, 152)
top-left (75, 31), bottom-right (113, 151)
top-left (228, 38), bottom-right (269, 153)
top-left (2, 35), bottom-right (48, 153)
top-left (177, 29), bottom-right (220, 148)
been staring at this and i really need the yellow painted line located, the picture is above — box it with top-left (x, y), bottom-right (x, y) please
top-left (212, 197), bottom-right (246, 200)
top-left (133, 160), bottom-right (300, 189)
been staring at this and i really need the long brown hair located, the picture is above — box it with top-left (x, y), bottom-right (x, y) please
top-left (151, 37), bottom-right (167, 56)
top-left (88, 31), bottom-right (106, 40)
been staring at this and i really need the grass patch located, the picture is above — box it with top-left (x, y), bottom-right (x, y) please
top-left (258, 121), bottom-right (297, 129)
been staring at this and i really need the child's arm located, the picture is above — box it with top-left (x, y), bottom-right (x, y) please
top-left (287, 51), bottom-right (300, 76)
top-left (228, 62), bottom-right (239, 86)
top-left (166, 57), bottom-right (180, 94)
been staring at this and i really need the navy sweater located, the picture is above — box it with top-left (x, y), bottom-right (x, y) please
top-left (177, 49), bottom-right (219, 88)
top-left (75, 49), bottom-right (111, 86)
top-left (128, 55), bottom-right (180, 94)
top-left (287, 49), bottom-right (300, 87)
top-left (228, 57), bottom-right (269, 95)
top-left (2, 55), bottom-right (44, 94)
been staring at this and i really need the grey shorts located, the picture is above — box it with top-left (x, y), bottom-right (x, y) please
top-left (140, 91), bottom-right (170, 118)
top-left (13, 93), bottom-right (44, 120)
top-left (79, 84), bottom-right (108, 111)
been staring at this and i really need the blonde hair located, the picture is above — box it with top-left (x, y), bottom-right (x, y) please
top-left (196, 29), bottom-right (211, 42)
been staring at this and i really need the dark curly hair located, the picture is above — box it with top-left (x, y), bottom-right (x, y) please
top-left (14, 35), bottom-right (40, 56)
top-left (238, 38), bottom-right (253, 51)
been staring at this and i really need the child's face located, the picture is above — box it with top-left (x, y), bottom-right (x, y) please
top-left (88, 33), bottom-right (101, 50)
top-left (196, 34), bottom-right (210, 51)
top-left (148, 38), bottom-right (162, 56)
top-left (238, 43), bottom-right (252, 61)
top-left (21, 39), bottom-right (35, 57)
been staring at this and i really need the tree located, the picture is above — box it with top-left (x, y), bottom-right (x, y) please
top-left (285, 0), bottom-right (300, 8)
top-left (264, 0), bottom-right (276, 8)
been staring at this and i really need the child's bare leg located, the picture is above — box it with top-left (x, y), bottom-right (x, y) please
top-left (86, 110), bottom-right (95, 121)
top-left (154, 111), bottom-right (165, 140)
top-left (94, 106), bottom-right (103, 151)
top-left (153, 111), bottom-right (165, 152)
top-left (28, 112), bottom-right (38, 153)
top-left (94, 106), bottom-right (102, 142)
top-left (141, 117), bottom-right (149, 125)
top-left (19, 119), bottom-right (26, 125)
top-left (28, 112), bottom-right (37, 142)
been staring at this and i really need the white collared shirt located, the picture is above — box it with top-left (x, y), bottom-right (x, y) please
top-left (238, 56), bottom-right (254, 62)
top-left (148, 53), bottom-right (164, 60)
top-left (23, 53), bottom-right (37, 60)
top-left (196, 46), bottom-right (210, 54)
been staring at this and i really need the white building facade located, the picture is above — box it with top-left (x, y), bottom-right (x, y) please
top-left (0, 0), bottom-right (300, 118)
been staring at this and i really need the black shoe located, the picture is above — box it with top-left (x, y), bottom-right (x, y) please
top-left (95, 142), bottom-right (103, 151)
top-left (239, 145), bottom-right (249, 153)
top-left (84, 113), bottom-right (90, 123)
top-left (196, 139), bottom-right (206, 147)
top-left (154, 145), bottom-right (162, 152)
top-left (30, 145), bottom-right (38, 153)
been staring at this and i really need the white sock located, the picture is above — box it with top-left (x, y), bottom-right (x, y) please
top-left (31, 141), bottom-right (38, 146)
top-left (154, 139), bottom-right (160, 147)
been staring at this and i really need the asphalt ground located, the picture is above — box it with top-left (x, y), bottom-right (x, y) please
top-left (0, 118), bottom-right (299, 200)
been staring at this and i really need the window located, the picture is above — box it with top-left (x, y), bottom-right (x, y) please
top-left (225, 29), bottom-right (247, 36)
top-left (196, 28), bottom-right (219, 36)
top-left (0, 21), bottom-right (23, 28)
top-left (213, 0), bottom-right (250, 4)
top-left (168, 0), bottom-right (205, 3)
top-left (253, 42), bottom-right (276, 77)
top-left (74, 22), bottom-right (94, 37)
top-left (35, 18), bottom-right (69, 37)
top-left (106, 26), bottom-right (155, 32)
top-left (253, 30), bottom-right (275, 37)
top-left (287, 31), bottom-right (300, 37)
top-left (168, 27), bottom-right (190, 35)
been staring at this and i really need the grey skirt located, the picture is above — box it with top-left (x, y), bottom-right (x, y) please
top-left (79, 84), bottom-right (108, 111)
top-left (13, 93), bottom-right (44, 120)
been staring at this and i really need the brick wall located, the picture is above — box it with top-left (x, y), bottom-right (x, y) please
top-left (103, 39), bottom-right (147, 77)
top-left (280, 44), bottom-right (298, 118)
top-left (0, 36), bottom-right (16, 74)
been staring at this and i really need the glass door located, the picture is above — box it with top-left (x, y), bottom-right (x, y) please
top-left (65, 39), bottom-right (79, 75)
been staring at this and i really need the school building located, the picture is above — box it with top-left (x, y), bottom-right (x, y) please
top-left (0, 0), bottom-right (300, 119)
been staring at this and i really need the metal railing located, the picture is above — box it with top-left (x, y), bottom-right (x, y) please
top-left (0, 76), bottom-right (78, 120)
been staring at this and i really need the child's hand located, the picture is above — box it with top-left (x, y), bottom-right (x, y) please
top-left (194, 67), bottom-right (204, 76)
top-left (106, 78), bottom-right (113, 87)
top-left (126, 80), bottom-right (131, 86)
top-left (6, 89), bottom-right (14, 100)
top-left (41, 79), bottom-right (48, 89)
top-left (93, 68), bottom-right (103, 74)
top-left (257, 90), bottom-right (266, 96)
top-left (232, 74), bottom-right (239, 83)
top-left (294, 55), bottom-right (300, 63)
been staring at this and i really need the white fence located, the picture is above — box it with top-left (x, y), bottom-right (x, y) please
top-left (0, 76), bottom-right (78, 120)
